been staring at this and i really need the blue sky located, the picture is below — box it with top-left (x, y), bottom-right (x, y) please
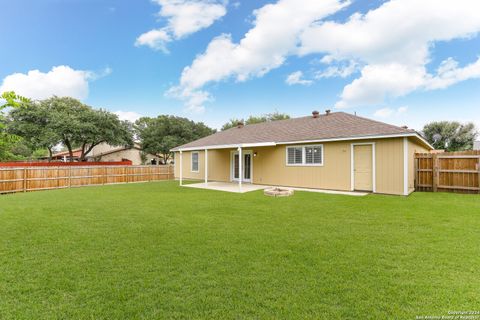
top-left (1, 0), bottom-right (479, 130)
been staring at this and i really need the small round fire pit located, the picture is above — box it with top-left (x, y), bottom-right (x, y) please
top-left (264, 187), bottom-right (294, 197)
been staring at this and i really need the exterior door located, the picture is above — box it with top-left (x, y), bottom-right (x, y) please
top-left (354, 145), bottom-right (373, 191)
top-left (232, 151), bottom-right (252, 182)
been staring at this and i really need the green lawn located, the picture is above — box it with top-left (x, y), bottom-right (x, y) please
top-left (1, 181), bottom-right (479, 319)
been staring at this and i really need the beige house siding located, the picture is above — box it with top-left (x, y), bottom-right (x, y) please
top-left (174, 149), bottom-right (232, 181)
top-left (374, 138), bottom-right (404, 195)
top-left (174, 137), bottom-right (430, 195)
top-left (251, 143), bottom-right (351, 191)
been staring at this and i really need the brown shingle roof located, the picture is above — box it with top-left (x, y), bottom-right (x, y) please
top-left (172, 112), bottom-right (421, 151)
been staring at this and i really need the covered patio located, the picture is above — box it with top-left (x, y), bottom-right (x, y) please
top-left (178, 144), bottom-right (272, 190)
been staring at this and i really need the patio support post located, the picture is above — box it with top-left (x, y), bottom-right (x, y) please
top-left (204, 149), bottom-right (208, 184)
top-left (179, 150), bottom-right (183, 186)
top-left (238, 146), bottom-right (242, 190)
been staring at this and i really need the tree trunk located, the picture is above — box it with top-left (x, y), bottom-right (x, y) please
top-left (64, 138), bottom-right (74, 162)
top-left (80, 142), bottom-right (87, 162)
top-left (81, 141), bottom-right (102, 161)
top-left (47, 147), bottom-right (53, 162)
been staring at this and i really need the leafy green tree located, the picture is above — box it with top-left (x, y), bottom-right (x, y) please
top-left (422, 121), bottom-right (478, 151)
top-left (221, 118), bottom-right (244, 131)
top-left (8, 97), bottom-right (133, 161)
top-left (8, 101), bottom-right (61, 161)
top-left (135, 115), bottom-right (215, 162)
top-left (0, 91), bottom-right (30, 160)
top-left (221, 111), bottom-right (290, 130)
top-left (44, 97), bottom-right (134, 161)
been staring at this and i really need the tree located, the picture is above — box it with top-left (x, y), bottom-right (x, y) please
top-left (7, 101), bottom-right (61, 161)
top-left (221, 111), bottom-right (290, 130)
top-left (7, 96), bottom-right (133, 162)
top-left (135, 115), bottom-right (215, 162)
top-left (221, 118), bottom-right (244, 131)
top-left (422, 121), bottom-right (478, 151)
top-left (0, 91), bottom-right (30, 161)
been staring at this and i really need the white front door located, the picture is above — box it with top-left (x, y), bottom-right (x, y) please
top-left (231, 151), bottom-right (252, 182)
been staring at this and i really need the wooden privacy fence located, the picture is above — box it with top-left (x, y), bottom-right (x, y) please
top-left (415, 151), bottom-right (480, 194)
top-left (0, 165), bottom-right (174, 194)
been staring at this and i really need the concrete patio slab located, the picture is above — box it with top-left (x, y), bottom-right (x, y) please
top-left (182, 182), bottom-right (368, 196)
top-left (182, 182), bottom-right (268, 193)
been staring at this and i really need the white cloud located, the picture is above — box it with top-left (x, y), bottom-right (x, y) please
top-left (0, 65), bottom-right (107, 100)
top-left (315, 60), bottom-right (357, 79)
top-left (135, 29), bottom-right (172, 52)
top-left (171, 0), bottom-right (349, 111)
top-left (286, 71), bottom-right (313, 85)
top-left (335, 63), bottom-right (425, 108)
top-left (426, 57), bottom-right (480, 90)
top-left (373, 106), bottom-right (408, 118)
top-left (166, 86), bottom-right (211, 113)
top-left (114, 111), bottom-right (143, 122)
top-left (136, 0), bottom-right (227, 51)
top-left (298, 0), bottom-right (480, 108)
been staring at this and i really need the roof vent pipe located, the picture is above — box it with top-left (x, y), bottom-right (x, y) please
top-left (312, 110), bottom-right (320, 118)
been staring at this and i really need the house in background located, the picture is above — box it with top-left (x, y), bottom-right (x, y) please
top-left (171, 111), bottom-right (433, 196)
top-left (52, 143), bottom-right (161, 165)
top-left (474, 141), bottom-right (480, 150)
top-left (87, 143), bottom-right (161, 165)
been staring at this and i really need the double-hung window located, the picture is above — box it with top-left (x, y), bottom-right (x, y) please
top-left (286, 145), bottom-right (323, 166)
top-left (191, 152), bottom-right (199, 172)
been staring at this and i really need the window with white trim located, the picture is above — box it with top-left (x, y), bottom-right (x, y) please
top-left (191, 152), bottom-right (199, 172)
top-left (286, 145), bottom-right (323, 166)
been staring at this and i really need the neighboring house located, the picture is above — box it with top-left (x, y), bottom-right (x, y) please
top-left (52, 143), bottom-right (161, 165)
top-left (50, 149), bottom-right (82, 162)
top-left (88, 143), bottom-right (161, 165)
top-left (474, 141), bottom-right (480, 150)
top-left (171, 111), bottom-right (433, 196)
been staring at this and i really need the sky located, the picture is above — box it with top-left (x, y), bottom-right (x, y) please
top-left (1, 0), bottom-right (479, 131)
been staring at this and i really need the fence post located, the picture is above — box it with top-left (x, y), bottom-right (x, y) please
top-left (478, 156), bottom-right (480, 194)
top-left (23, 167), bottom-right (27, 192)
top-left (69, 166), bottom-right (72, 188)
top-left (432, 153), bottom-right (439, 192)
top-left (414, 155), bottom-right (418, 190)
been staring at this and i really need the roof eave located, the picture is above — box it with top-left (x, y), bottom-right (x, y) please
top-left (171, 132), bottom-right (434, 152)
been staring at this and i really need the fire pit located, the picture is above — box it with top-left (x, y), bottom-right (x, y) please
top-left (264, 187), bottom-right (294, 197)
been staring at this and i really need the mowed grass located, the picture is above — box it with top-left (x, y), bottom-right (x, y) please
top-left (1, 181), bottom-right (479, 319)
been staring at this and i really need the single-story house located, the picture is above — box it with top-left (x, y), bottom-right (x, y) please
top-left (474, 141), bottom-right (480, 150)
top-left (52, 143), bottom-right (162, 165)
top-left (87, 143), bottom-right (162, 165)
top-left (171, 111), bottom-right (433, 196)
